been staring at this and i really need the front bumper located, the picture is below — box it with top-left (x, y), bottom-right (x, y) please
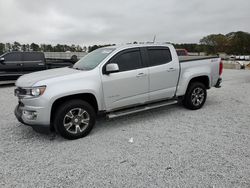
top-left (15, 105), bottom-right (27, 125)
top-left (14, 103), bottom-right (51, 133)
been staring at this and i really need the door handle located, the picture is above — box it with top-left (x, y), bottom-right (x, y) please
top-left (136, 73), bottom-right (147, 78)
top-left (17, 63), bottom-right (23, 66)
top-left (167, 68), bottom-right (176, 72)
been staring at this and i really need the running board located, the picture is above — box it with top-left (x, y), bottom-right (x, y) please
top-left (107, 100), bottom-right (178, 119)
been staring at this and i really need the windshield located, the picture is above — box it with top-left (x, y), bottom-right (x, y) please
top-left (73, 48), bottom-right (115, 70)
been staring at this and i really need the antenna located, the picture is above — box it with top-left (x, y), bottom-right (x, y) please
top-left (153, 35), bottom-right (156, 43)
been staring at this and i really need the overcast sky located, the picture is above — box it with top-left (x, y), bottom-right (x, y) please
top-left (0, 0), bottom-right (249, 45)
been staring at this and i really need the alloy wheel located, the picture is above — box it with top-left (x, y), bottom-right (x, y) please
top-left (63, 108), bottom-right (90, 134)
top-left (191, 87), bottom-right (205, 106)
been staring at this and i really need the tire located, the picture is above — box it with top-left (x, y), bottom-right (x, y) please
top-left (71, 55), bottom-right (78, 63)
top-left (54, 100), bottom-right (96, 140)
top-left (183, 82), bottom-right (207, 110)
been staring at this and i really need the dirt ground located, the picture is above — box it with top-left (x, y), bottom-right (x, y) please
top-left (0, 69), bottom-right (250, 187)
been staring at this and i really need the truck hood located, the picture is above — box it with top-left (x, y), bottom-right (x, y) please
top-left (15, 67), bottom-right (80, 87)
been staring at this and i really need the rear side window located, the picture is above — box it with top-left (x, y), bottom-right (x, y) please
top-left (147, 48), bottom-right (172, 66)
top-left (111, 49), bottom-right (142, 72)
top-left (22, 52), bottom-right (44, 61)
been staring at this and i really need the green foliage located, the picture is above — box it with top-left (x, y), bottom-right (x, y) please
top-left (0, 31), bottom-right (249, 55)
top-left (21, 44), bottom-right (27, 51)
top-left (53, 44), bottom-right (64, 52)
top-left (30, 43), bottom-right (40, 51)
top-left (226, 31), bottom-right (250, 55)
top-left (5, 43), bottom-right (11, 52)
top-left (88, 45), bottom-right (99, 52)
top-left (0, 43), bottom-right (5, 55)
top-left (200, 31), bottom-right (250, 55)
top-left (12, 41), bottom-right (21, 51)
top-left (200, 34), bottom-right (228, 54)
top-left (88, 44), bottom-right (115, 53)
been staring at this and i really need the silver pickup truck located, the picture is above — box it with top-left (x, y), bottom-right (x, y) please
top-left (14, 44), bottom-right (222, 139)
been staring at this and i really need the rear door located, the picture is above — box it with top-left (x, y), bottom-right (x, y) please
top-left (22, 52), bottom-right (46, 73)
top-left (102, 48), bottom-right (149, 111)
top-left (146, 47), bottom-right (179, 101)
top-left (0, 52), bottom-right (23, 81)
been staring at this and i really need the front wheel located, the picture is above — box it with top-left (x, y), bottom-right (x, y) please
top-left (183, 82), bottom-right (207, 110)
top-left (54, 100), bottom-right (96, 140)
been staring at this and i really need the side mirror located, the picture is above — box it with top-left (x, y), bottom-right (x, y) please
top-left (105, 63), bottom-right (119, 74)
top-left (0, 57), bottom-right (5, 65)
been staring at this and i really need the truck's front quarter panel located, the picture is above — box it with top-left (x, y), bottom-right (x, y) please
top-left (45, 76), bottom-right (104, 113)
top-left (15, 69), bottom-right (103, 129)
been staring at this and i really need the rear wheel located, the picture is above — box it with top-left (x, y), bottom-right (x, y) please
top-left (54, 100), bottom-right (96, 140)
top-left (183, 82), bottom-right (207, 110)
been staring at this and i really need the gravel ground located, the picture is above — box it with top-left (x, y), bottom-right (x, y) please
top-left (0, 69), bottom-right (250, 187)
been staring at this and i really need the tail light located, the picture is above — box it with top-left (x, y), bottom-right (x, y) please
top-left (219, 60), bottom-right (223, 76)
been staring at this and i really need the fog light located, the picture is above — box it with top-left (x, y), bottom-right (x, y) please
top-left (23, 110), bottom-right (37, 120)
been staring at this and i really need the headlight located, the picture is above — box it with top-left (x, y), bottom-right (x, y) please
top-left (29, 86), bottom-right (46, 97)
top-left (15, 86), bottom-right (47, 98)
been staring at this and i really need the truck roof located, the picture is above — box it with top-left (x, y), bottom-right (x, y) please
top-left (105, 43), bottom-right (172, 51)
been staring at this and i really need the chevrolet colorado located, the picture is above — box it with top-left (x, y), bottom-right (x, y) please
top-left (14, 44), bottom-right (222, 139)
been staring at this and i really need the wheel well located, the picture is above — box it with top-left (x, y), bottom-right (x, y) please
top-left (188, 76), bottom-right (210, 89)
top-left (71, 55), bottom-right (78, 63)
top-left (50, 93), bottom-right (98, 126)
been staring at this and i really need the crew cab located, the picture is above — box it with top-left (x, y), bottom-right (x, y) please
top-left (14, 44), bottom-right (223, 139)
top-left (0, 52), bottom-right (76, 84)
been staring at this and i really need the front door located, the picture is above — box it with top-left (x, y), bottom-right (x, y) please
top-left (102, 48), bottom-right (149, 111)
top-left (0, 52), bottom-right (23, 81)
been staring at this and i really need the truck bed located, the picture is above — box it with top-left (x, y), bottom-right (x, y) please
top-left (176, 56), bottom-right (221, 96)
top-left (179, 56), bottom-right (218, 62)
top-left (44, 52), bottom-right (87, 60)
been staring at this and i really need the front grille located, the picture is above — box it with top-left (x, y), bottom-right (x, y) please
top-left (18, 101), bottom-right (24, 107)
top-left (14, 87), bottom-right (27, 97)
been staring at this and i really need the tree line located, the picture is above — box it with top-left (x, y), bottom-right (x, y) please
top-left (173, 31), bottom-right (250, 55)
top-left (0, 42), bottom-right (115, 55)
top-left (1, 31), bottom-right (249, 55)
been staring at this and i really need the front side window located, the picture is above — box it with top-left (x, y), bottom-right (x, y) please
top-left (147, 48), bottom-right (172, 66)
top-left (111, 49), bottom-right (142, 72)
top-left (4, 52), bottom-right (22, 61)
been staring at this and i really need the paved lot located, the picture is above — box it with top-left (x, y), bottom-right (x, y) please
top-left (0, 69), bottom-right (250, 187)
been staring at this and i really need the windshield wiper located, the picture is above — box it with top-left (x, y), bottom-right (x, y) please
top-left (72, 67), bottom-right (87, 71)
top-left (69, 65), bottom-right (90, 70)
top-left (69, 65), bottom-right (80, 70)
